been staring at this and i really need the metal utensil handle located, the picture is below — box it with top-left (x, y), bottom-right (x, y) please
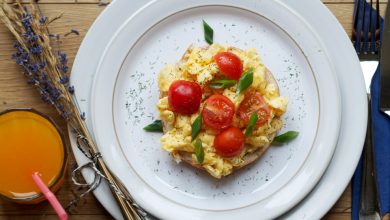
top-left (359, 96), bottom-right (381, 219)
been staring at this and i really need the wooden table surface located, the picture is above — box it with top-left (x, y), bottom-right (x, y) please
top-left (0, 0), bottom-right (387, 219)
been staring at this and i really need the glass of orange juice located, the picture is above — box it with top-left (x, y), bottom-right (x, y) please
top-left (0, 109), bottom-right (67, 204)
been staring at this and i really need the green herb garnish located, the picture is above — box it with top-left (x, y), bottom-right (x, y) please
top-left (245, 113), bottom-right (258, 137)
top-left (236, 67), bottom-right (254, 94)
top-left (143, 120), bottom-right (163, 132)
top-left (273, 131), bottom-right (299, 144)
top-left (191, 114), bottom-right (202, 141)
top-left (208, 79), bottom-right (236, 89)
top-left (194, 138), bottom-right (204, 163)
top-left (203, 20), bottom-right (214, 45)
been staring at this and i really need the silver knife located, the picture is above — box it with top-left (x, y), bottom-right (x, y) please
top-left (380, 3), bottom-right (390, 116)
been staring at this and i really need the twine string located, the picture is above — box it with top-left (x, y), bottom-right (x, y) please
top-left (75, 133), bottom-right (93, 160)
top-left (69, 133), bottom-right (150, 219)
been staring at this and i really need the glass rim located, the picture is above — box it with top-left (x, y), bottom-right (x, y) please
top-left (0, 108), bottom-right (68, 203)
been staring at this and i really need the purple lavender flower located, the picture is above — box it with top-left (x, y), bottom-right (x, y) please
top-left (80, 112), bottom-right (86, 120)
top-left (23, 31), bottom-right (38, 42)
top-left (38, 62), bottom-right (46, 69)
top-left (39, 90), bottom-right (51, 104)
top-left (49, 86), bottom-right (62, 101)
top-left (57, 51), bottom-right (69, 73)
top-left (21, 13), bottom-right (32, 29)
top-left (57, 103), bottom-right (65, 111)
top-left (68, 85), bottom-right (75, 94)
top-left (40, 73), bottom-right (48, 83)
top-left (98, 1), bottom-right (110, 6)
top-left (30, 34), bottom-right (38, 42)
top-left (27, 63), bottom-right (40, 73)
top-left (59, 75), bottom-right (69, 84)
top-left (58, 51), bottom-right (67, 64)
top-left (15, 57), bottom-right (25, 65)
top-left (13, 42), bottom-right (23, 52)
top-left (41, 80), bottom-right (51, 90)
top-left (12, 52), bottom-right (28, 65)
top-left (62, 111), bottom-right (70, 121)
top-left (71, 29), bottom-right (80, 35)
top-left (41, 79), bottom-right (62, 103)
top-left (64, 29), bottom-right (80, 37)
top-left (12, 43), bottom-right (30, 66)
top-left (39, 16), bottom-right (48, 24)
top-left (61, 66), bottom-right (69, 73)
top-left (30, 45), bottom-right (42, 54)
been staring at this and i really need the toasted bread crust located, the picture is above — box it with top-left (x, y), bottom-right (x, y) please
top-left (161, 45), bottom-right (281, 176)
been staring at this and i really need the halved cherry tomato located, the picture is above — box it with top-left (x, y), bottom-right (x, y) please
top-left (237, 91), bottom-right (270, 127)
top-left (214, 52), bottom-right (243, 80)
top-left (168, 80), bottom-right (202, 115)
top-left (202, 94), bottom-right (235, 130)
top-left (214, 127), bottom-right (245, 157)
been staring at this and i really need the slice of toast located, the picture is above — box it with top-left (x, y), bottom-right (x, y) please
top-left (160, 45), bottom-right (282, 176)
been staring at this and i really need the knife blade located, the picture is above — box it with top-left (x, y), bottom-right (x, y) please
top-left (380, 3), bottom-right (390, 116)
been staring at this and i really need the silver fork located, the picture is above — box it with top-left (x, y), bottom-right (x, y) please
top-left (352, 0), bottom-right (381, 219)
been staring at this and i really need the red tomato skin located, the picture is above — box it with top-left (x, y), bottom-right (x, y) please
top-left (168, 80), bottom-right (202, 115)
top-left (214, 52), bottom-right (243, 80)
top-left (237, 91), bottom-right (270, 127)
top-left (202, 94), bottom-right (235, 130)
top-left (214, 127), bottom-right (245, 157)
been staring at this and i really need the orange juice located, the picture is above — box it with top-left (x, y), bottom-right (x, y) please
top-left (0, 109), bottom-right (66, 203)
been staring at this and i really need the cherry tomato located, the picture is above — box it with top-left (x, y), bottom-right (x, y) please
top-left (214, 52), bottom-right (243, 80)
top-left (168, 80), bottom-right (202, 115)
top-left (202, 94), bottom-right (235, 130)
top-left (214, 127), bottom-right (245, 157)
top-left (237, 91), bottom-right (270, 127)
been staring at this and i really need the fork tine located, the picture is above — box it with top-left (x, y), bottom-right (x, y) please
top-left (370, 0), bottom-right (376, 53)
top-left (353, 0), bottom-right (361, 50)
top-left (375, 0), bottom-right (381, 52)
top-left (362, 0), bottom-right (370, 53)
top-left (353, 0), bottom-right (381, 58)
top-left (358, 0), bottom-right (366, 53)
top-left (367, 0), bottom-right (374, 52)
top-left (354, 0), bottom-right (366, 53)
top-left (353, 0), bottom-right (359, 39)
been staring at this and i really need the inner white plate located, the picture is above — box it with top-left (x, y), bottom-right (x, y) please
top-left (90, 1), bottom-right (341, 219)
top-left (115, 7), bottom-right (317, 210)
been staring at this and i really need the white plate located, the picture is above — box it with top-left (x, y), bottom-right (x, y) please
top-left (89, 0), bottom-right (340, 219)
top-left (69, 0), bottom-right (366, 219)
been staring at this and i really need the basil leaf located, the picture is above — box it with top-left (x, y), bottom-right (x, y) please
top-left (143, 120), bottom-right (163, 132)
top-left (194, 138), bottom-right (204, 164)
top-left (203, 20), bottom-right (214, 45)
top-left (208, 79), bottom-right (236, 89)
top-left (273, 131), bottom-right (299, 144)
top-left (236, 67), bottom-right (254, 94)
top-left (191, 114), bottom-right (202, 141)
top-left (245, 113), bottom-right (258, 137)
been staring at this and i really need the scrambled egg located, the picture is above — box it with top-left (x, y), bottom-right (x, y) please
top-left (157, 44), bottom-right (288, 178)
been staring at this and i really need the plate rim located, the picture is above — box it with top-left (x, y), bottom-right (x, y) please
top-left (69, 0), bottom-right (367, 219)
top-left (90, 0), bottom-right (341, 219)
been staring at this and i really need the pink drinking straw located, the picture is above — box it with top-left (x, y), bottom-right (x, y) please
top-left (32, 172), bottom-right (68, 220)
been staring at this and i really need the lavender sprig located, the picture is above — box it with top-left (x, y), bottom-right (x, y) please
top-left (0, 1), bottom-right (76, 127)
top-left (64, 28), bottom-right (79, 37)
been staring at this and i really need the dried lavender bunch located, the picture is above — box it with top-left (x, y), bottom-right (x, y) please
top-left (0, 1), bottom-right (83, 130)
top-left (0, 1), bottom-right (144, 219)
